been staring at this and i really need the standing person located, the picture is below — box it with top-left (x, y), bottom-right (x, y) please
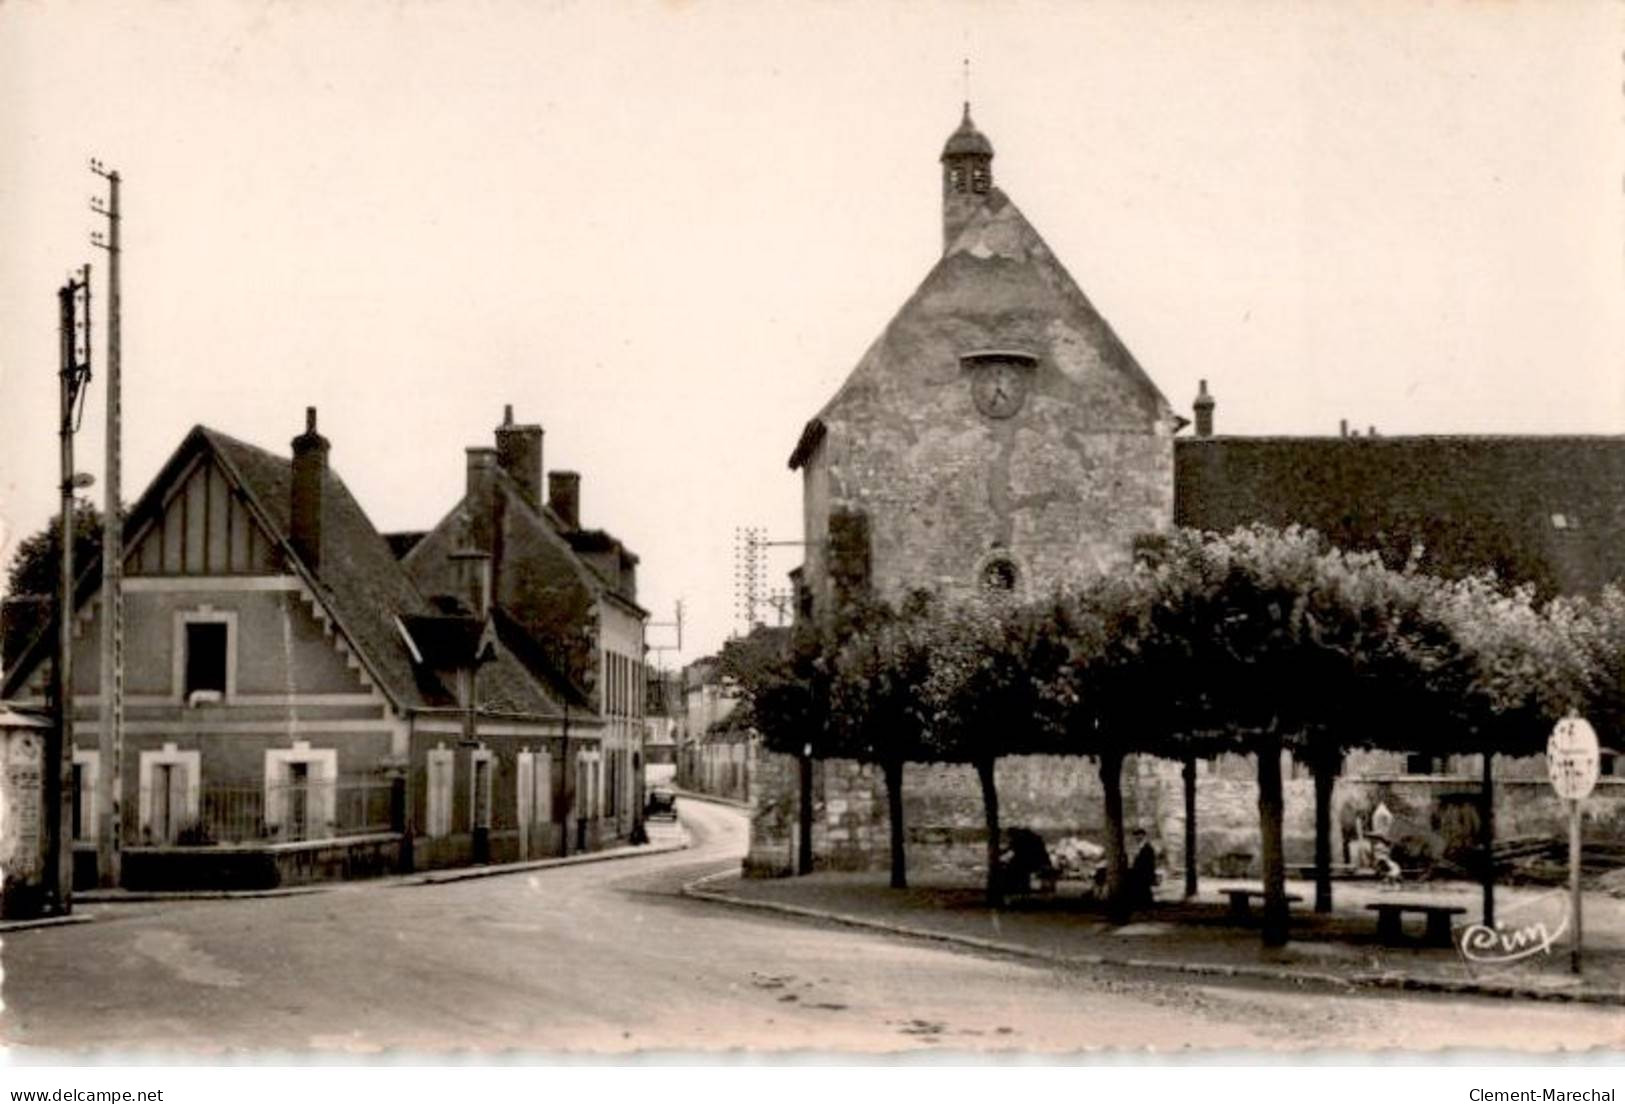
top-left (1369, 799), bottom-right (1400, 887)
top-left (1371, 799), bottom-right (1394, 842)
top-left (1129, 828), bottom-right (1158, 907)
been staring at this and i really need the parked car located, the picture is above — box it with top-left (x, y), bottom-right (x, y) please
top-left (645, 786), bottom-right (677, 819)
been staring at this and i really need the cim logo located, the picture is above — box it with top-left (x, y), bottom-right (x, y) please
top-left (1458, 917), bottom-right (1568, 965)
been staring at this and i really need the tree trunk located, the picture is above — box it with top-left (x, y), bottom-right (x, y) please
top-left (1480, 750), bottom-right (1495, 928)
top-left (1256, 729), bottom-right (1289, 947)
top-left (976, 757), bottom-right (1002, 909)
top-left (883, 757), bottom-right (907, 889)
top-left (1312, 747), bottom-right (1338, 914)
top-left (1100, 747), bottom-right (1129, 922)
top-left (797, 749), bottom-right (814, 876)
top-left (1183, 756), bottom-right (1198, 898)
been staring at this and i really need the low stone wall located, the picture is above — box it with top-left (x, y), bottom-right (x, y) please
top-left (122, 833), bottom-right (406, 890)
top-left (746, 748), bottom-right (1625, 880)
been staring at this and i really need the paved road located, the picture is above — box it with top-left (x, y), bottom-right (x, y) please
top-left (3, 799), bottom-right (1622, 1055)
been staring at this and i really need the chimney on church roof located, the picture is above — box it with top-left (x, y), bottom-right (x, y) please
top-left (1194, 380), bottom-right (1215, 438)
top-left (940, 103), bottom-right (994, 254)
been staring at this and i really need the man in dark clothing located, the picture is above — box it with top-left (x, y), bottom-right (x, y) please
top-left (1129, 828), bottom-right (1158, 907)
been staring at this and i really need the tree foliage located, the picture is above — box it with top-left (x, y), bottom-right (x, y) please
top-left (5, 499), bottom-right (104, 597)
top-left (736, 522), bottom-right (1602, 928)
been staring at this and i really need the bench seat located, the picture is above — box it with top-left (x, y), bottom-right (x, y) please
top-left (1222, 887), bottom-right (1304, 921)
top-left (1365, 901), bottom-right (1468, 948)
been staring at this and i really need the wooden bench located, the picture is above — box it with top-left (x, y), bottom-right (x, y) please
top-left (1365, 901), bottom-right (1468, 948)
top-left (1222, 888), bottom-right (1304, 922)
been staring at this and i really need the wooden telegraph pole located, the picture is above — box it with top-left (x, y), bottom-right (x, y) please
top-left (53, 267), bottom-right (93, 915)
top-left (90, 159), bottom-right (123, 889)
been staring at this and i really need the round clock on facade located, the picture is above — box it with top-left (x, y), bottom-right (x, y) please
top-left (963, 352), bottom-right (1037, 419)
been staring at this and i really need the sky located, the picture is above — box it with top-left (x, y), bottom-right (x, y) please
top-left (1, 0), bottom-right (1621, 668)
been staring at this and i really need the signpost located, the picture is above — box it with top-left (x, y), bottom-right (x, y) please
top-left (1547, 715), bottom-right (1600, 975)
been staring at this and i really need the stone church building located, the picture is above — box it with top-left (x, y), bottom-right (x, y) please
top-left (788, 105), bottom-right (1174, 621)
top-left (748, 107), bottom-right (1625, 879)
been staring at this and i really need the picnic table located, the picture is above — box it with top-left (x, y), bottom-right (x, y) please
top-left (1221, 887), bottom-right (1303, 922)
top-left (1365, 900), bottom-right (1468, 948)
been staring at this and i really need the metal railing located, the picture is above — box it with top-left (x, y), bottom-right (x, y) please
top-left (138, 777), bottom-right (395, 846)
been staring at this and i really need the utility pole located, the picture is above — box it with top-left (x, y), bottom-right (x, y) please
top-left (54, 267), bottom-right (93, 915)
top-left (90, 159), bottom-right (122, 889)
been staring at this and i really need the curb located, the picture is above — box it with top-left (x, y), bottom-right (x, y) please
top-left (77, 885), bottom-right (332, 903)
top-left (679, 875), bottom-right (1625, 1007)
top-left (0, 913), bottom-right (97, 934)
top-left (397, 834), bottom-right (692, 886)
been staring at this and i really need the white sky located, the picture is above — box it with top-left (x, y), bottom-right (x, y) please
top-left (1, 0), bottom-right (1621, 667)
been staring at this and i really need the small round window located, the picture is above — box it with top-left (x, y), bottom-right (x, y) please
top-left (981, 558), bottom-right (1018, 591)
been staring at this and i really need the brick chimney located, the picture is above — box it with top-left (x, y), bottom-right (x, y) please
top-left (548, 471), bottom-right (580, 530)
top-left (494, 403), bottom-right (545, 512)
top-left (465, 447), bottom-right (497, 552)
top-left (290, 407), bottom-right (329, 573)
top-left (1193, 380), bottom-right (1215, 438)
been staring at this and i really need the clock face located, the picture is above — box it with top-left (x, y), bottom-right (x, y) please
top-left (972, 360), bottom-right (1029, 418)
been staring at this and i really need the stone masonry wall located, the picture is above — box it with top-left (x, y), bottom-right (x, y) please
top-left (746, 748), bottom-right (1625, 880)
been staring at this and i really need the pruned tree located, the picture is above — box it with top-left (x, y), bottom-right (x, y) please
top-left (827, 591), bottom-right (939, 888)
top-left (922, 593), bottom-right (1064, 908)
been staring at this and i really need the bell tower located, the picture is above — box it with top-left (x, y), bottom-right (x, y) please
top-left (940, 103), bottom-right (994, 253)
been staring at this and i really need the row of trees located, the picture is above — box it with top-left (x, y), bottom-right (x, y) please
top-left (727, 525), bottom-right (1621, 946)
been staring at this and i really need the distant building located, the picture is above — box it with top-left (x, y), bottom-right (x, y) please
top-left (644, 669), bottom-right (682, 787)
top-left (675, 654), bottom-right (754, 803)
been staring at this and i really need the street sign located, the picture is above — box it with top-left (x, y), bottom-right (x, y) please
top-left (1547, 716), bottom-right (1600, 800)
top-left (1547, 714), bottom-right (1600, 974)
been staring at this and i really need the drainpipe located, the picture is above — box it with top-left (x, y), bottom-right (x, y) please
top-left (559, 701), bottom-right (570, 858)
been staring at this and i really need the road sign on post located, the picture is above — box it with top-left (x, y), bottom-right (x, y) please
top-left (1547, 715), bottom-right (1599, 974)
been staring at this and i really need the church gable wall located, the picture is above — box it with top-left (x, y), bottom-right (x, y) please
top-left (815, 251), bottom-right (1173, 603)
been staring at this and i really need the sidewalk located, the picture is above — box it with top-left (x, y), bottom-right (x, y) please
top-left (685, 868), bottom-right (1625, 1005)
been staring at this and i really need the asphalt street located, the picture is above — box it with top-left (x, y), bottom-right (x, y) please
top-left (2, 799), bottom-right (1622, 1055)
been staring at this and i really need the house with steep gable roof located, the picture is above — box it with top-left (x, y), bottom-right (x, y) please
top-left (3, 409), bottom-right (606, 889)
top-left (399, 406), bottom-right (649, 850)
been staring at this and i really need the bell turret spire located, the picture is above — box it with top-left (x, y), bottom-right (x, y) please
top-left (940, 103), bottom-right (994, 253)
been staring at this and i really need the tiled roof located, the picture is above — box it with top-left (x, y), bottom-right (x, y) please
top-left (202, 427), bottom-right (441, 709)
top-left (4, 423), bottom-right (584, 724)
top-left (1176, 435), bottom-right (1625, 595)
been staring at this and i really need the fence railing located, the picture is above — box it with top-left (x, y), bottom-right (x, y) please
top-left (139, 777), bottom-right (396, 846)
